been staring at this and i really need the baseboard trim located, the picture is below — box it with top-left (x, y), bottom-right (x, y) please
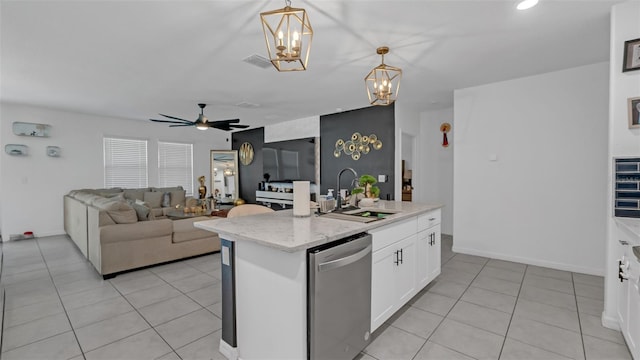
top-left (219, 339), bottom-right (238, 360)
top-left (451, 245), bottom-right (605, 276)
top-left (601, 312), bottom-right (620, 330)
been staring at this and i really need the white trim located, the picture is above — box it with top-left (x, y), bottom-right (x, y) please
top-left (451, 245), bottom-right (605, 276)
top-left (601, 312), bottom-right (621, 331)
top-left (219, 339), bottom-right (238, 360)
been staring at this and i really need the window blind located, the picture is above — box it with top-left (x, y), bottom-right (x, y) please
top-left (158, 141), bottom-right (194, 196)
top-left (104, 137), bottom-right (148, 188)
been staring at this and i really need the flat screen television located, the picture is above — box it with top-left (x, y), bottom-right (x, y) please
top-left (263, 137), bottom-right (316, 183)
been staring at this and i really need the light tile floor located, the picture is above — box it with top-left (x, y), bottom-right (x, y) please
top-left (0, 234), bottom-right (632, 360)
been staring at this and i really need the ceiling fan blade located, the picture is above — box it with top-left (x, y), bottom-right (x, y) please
top-left (211, 119), bottom-right (240, 124)
top-left (212, 124), bottom-right (233, 131)
top-left (229, 124), bottom-right (250, 129)
top-left (150, 119), bottom-right (196, 125)
top-left (159, 113), bottom-right (193, 122)
top-left (169, 124), bottom-right (195, 127)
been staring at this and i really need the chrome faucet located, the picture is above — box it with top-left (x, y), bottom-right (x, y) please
top-left (336, 168), bottom-right (358, 209)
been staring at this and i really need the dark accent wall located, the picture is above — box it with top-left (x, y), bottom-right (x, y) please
top-left (320, 105), bottom-right (395, 200)
top-left (232, 127), bottom-right (264, 204)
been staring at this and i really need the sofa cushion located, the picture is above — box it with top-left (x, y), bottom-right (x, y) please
top-left (170, 190), bottom-right (186, 207)
top-left (152, 208), bottom-right (164, 218)
top-left (74, 192), bottom-right (101, 204)
top-left (172, 217), bottom-right (217, 243)
top-left (93, 200), bottom-right (137, 224)
top-left (95, 188), bottom-right (123, 194)
top-left (144, 192), bottom-right (163, 208)
top-left (96, 193), bottom-right (125, 202)
top-left (152, 186), bottom-right (183, 193)
top-left (100, 219), bottom-right (173, 244)
top-left (123, 190), bottom-right (145, 202)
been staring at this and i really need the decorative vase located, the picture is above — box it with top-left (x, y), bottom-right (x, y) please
top-left (359, 197), bottom-right (375, 207)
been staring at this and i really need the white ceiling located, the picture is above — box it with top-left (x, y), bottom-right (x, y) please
top-left (0, 0), bottom-right (619, 130)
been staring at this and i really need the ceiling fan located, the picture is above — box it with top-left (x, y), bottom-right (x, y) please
top-left (150, 103), bottom-right (249, 131)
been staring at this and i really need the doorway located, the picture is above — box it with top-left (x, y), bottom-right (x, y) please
top-left (401, 132), bottom-right (416, 201)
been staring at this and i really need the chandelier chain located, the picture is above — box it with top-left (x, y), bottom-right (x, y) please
top-left (285, 0), bottom-right (291, 7)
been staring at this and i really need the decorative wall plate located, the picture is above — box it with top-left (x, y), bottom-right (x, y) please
top-left (334, 133), bottom-right (382, 160)
top-left (239, 142), bottom-right (254, 165)
top-left (12, 122), bottom-right (51, 137)
top-left (47, 146), bottom-right (61, 157)
top-left (5, 144), bottom-right (28, 156)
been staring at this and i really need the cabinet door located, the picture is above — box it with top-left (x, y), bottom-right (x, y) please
top-left (371, 244), bottom-right (399, 331)
top-left (416, 230), bottom-right (429, 289)
top-left (396, 235), bottom-right (417, 305)
top-left (617, 247), bottom-right (630, 333)
top-left (626, 259), bottom-right (639, 359)
top-left (427, 225), bottom-right (442, 282)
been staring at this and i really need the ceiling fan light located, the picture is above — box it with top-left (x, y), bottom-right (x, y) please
top-left (196, 124), bottom-right (208, 130)
top-left (517, 0), bottom-right (538, 10)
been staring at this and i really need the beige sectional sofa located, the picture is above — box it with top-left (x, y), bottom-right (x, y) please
top-left (64, 186), bottom-right (220, 278)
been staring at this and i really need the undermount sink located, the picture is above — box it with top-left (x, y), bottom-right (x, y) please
top-left (319, 207), bottom-right (402, 223)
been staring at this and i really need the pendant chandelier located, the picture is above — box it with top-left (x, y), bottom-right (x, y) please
top-left (364, 46), bottom-right (402, 106)
top-left (260, 0), bottom-right (313, 72)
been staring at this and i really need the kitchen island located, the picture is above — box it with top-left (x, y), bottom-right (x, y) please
top-left (195, 200), bottom-right (443, 360)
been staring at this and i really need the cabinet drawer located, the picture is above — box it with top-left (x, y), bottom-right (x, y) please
top-left (418, 209), bottom-right (441, 231)
top-left (369, 217), bottom-right (417, 252)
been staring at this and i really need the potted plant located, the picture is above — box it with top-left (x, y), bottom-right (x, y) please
top-left (352, 174), bottom-right (380, 206)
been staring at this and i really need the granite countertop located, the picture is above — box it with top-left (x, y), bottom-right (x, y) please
top-left (194, 200), bottom-right (443, 252)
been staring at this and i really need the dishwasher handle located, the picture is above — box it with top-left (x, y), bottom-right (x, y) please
top-left (318, 245), bottom-right (372, 272)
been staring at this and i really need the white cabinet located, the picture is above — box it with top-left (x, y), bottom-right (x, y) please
top-left (616, 224), bottom-right (640, 360)
top-left (370, 209), bottom-right (441, 332)
top-left (371, 234), bottom-right (416, 330)
top-left (417, 210), bottom-right (442, 288)
top-left (371, 234), bottom-right (417, 331)
top-left (427, 225), bottom-right (441, 282)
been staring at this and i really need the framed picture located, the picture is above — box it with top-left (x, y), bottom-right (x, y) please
top-left (623, 38), bottom-right (640, 72)
top-left (629, 97), bottom-right (640, 129)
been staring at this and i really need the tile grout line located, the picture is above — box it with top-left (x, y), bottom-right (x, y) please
top-left (572, 272), bottom-right (587, 360)
top-left (102, 257), bottom-right (222, 359)
top-left (106, 276), bottom-right (183, 360)
top-left (496, 263), bottom-right (527, 360)
top-left (407, 247), bottom-right (487, 360)
top-left (34, 237), bottom-right (87, 360)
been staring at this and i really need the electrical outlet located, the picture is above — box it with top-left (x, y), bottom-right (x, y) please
top-left (378, 175), bottom-right (387, 183)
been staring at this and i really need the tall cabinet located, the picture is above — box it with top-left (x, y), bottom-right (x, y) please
top-left (615, 220), bottom-right (640, 360)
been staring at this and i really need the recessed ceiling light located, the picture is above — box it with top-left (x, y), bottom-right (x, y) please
top-left (517, 0), bottom-right (538, 10)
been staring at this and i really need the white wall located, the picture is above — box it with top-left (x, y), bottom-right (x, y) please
top-left (453, 62), bottom-right (609, 275)
top-left (0, 103), bottom-right (230, 240)
top-left (264, 116), bottom-right (319, 143)
top-left (603, 0), bottom-right (640, 327)
top-left (418, 108), bottom-right (454, 235)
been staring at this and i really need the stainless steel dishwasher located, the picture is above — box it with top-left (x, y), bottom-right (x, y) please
top-left (308, 232), bottom-right (372, 360)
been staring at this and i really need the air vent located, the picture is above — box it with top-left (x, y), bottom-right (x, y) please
top-left (236, 101), bottom-right (261, 109)
top-left (242, 54), bottom-right (272, 69)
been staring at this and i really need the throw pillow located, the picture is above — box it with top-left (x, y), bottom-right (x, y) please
top-left (170, 190), bottom-right (186, 207)
top-left (162, 192), bottom-right (171, 208)
top-left (135, 199), bottom-right (155, 220)
top-left (144, 191), bottom-right (163, 208)
top-left (127, 199), bottom-right (151, 221)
